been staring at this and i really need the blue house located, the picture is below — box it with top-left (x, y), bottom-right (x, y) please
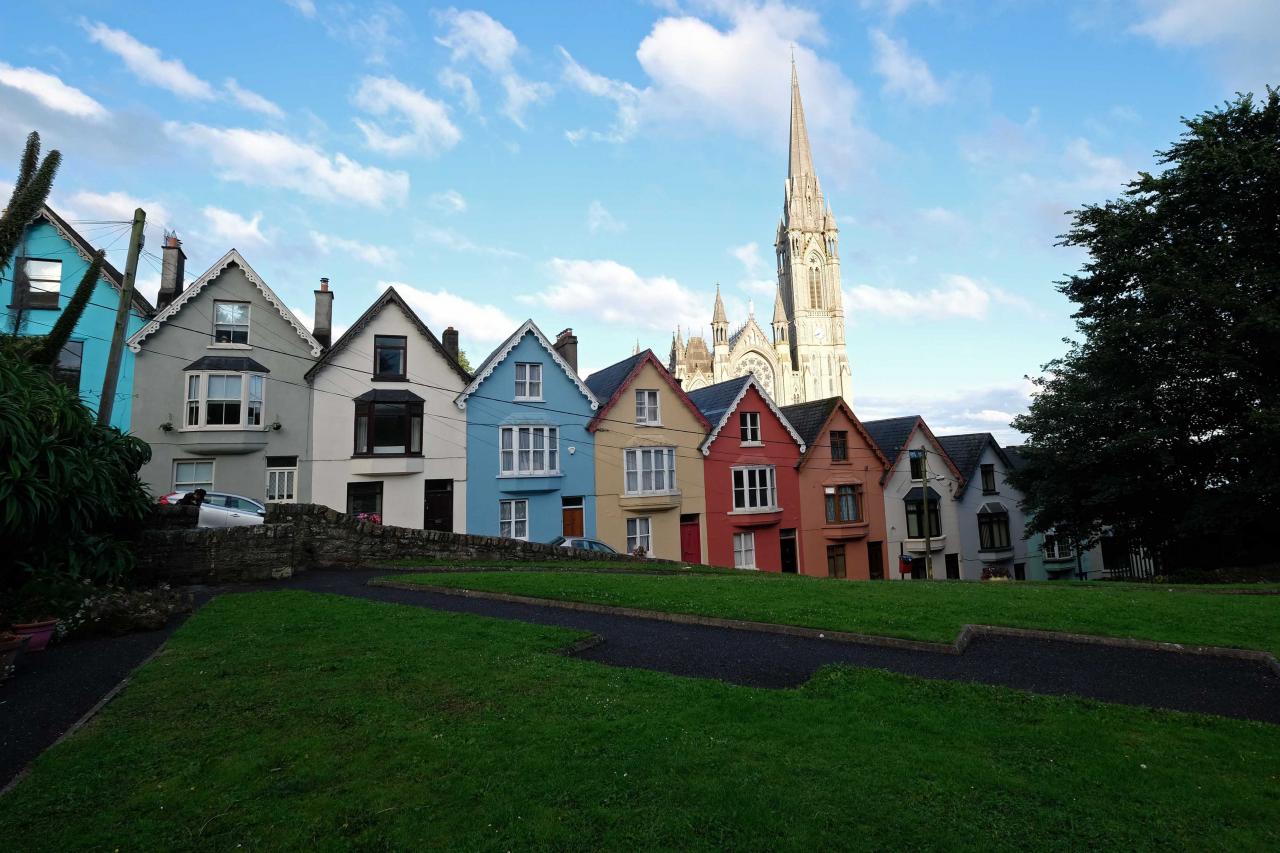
top-left (455, 322), bottom-right (598, 542)
top-left (1, 206), bottom-right (152, 430)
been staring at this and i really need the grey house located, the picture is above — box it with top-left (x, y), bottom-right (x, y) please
top-left (937, 433), bottom-right (1028, 580)
top-left (127, 238), bottom-right (329, 504)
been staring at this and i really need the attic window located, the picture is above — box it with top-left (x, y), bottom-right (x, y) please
top-left (13, 258), bottom-right (61, 310)
top-left (981, 463), bottom-right (996, 494)
top-left (213, 301), bottom-right (250, 344)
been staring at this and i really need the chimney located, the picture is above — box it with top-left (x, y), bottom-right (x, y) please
top-left (313, 277), bottom-right (333, 349)
top-left (553, 327), bottom-right (578, 373)
top-left (157, 231), bottom-right (186, 310)
top-left (442, 326), bottom-right (459, 362)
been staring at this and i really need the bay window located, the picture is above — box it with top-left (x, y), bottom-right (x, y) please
top-left (978, 506), bottom-right (1011, 551)
top-left (182, 371), bottom-right (267, 430)
top-left (824, 484), bottom-right (861, 524)
top-left (354, 397), bottom-right (423, 456)
top-left (732, 466), bottom-right (777, 511)
top-left (624, 447), bottom-right (677, 495)
top-left (905, 492), bottom-right (941, 538)
top-left (499, 425), bottom-right (559, 475)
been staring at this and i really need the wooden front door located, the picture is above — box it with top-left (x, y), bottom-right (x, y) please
top-left (423, 480), bottom-right (453, 532)
top-left (679, 514), bottom-right (701, 563)
top-left (866, 540), bottom-right (884, 580)
top-left (562, 497), bottom-right (584, 537)
top-left (779, 528), bottom-right (798, 574)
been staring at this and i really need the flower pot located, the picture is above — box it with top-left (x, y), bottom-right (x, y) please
top-left (12, 619), bottom-right (58, 652)
top-left (1, 633), bottom-right (28, 680)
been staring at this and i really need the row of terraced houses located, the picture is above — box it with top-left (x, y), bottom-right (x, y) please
top-left (3, 206), bottom-right (1099, 581)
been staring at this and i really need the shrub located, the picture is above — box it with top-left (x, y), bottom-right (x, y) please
top-left (981, 565), bottom-right (1012, 581)
top-left (56, 585), bottom-right (193, 640)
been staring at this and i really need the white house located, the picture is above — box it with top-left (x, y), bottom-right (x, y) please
top-left (305, 287), bottom-right (471, 530)
top-left (938, 433), bottom-right (1030, 580)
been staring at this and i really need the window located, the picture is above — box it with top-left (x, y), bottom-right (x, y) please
top-left (347, 482), bottom-right (383, 516)
top-left (354, 400), bottom-right (423, 456)
top-left (830, 430), bottom-right (848, 462)
top-left (627, 517), bottom-right (652, 555)
top-left (373, 335), bottom-right (407, 379)
top-left (909, 449), bottom-right (925, 481)
top-left (808, 264), bottom-right (822, 308)
top-left (514, 362), bottom-right (543, 400)
top-left (739, 411), bottom-right (761, 443)
top-left (824, 484), bottom-right (861, 524)
top-left (732, 466), bottom-right (777, 511)
top-left (733, 532), bottom-right (756, 569)
top-left (266, 456), bottom-right (297, 503)
top-left (978, 509), bottom-right (1011, 551)
top-left (904, 494), bottom-right (942, 538)
top-left (826, 544), bottom-right (847, 578)
top-left (635, 389), bottom-right (660, 425)
top-left (180, 367), bottom-right (270, 429)
top-left (624, 447), bottom-right (677, 495)
top-left (981, 463), bottom-right (997, 494)
top-left (247, 375), bottom-right (264, 426)
top-left (53, 341), bottom-right (83, 392)
top-left (206, 374), bottom-right (242, 425)
top-left (13, 259), bottom-right (61, 309)
top-left (174, 459), bottom-right (214, 492)
top-left (500, 499), bottom-right (529, 540)
top-left (1043, 533), bottom-right (1073, 561)
top-left (498, 425), bottom-right (559, 475)
top-left (213, 301), bottom-right (250, 344)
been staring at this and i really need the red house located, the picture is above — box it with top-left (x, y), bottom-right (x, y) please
top-left (687, 376), bottom-right (806, 572)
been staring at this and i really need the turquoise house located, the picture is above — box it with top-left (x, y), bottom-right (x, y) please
top-left (455, 321), bottom-right (598, 542)
top-left (1, 206), bottom-right (152, 431)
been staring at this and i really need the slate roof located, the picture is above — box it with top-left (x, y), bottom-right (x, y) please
top-left (353, 388), bottom-right (424, 403)
top-left (584, 351), bottom-right (647, 401)
top-left (860, 415), bottom-right (921, 462)
top-left (937, 432), bottom-right (1012, 496)
top-left (780, 397), bottom-right (841, 447)
top-left (1003, 444), bottom-right (1025, 469)
top-left (183, 355), bottom-right (269, 373)
top-left (685, 375), bottom-right (753, 426)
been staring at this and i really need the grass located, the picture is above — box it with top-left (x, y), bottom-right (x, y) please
top-left (1, 590), bottom-right (1277, 850)
top-left (379, 556), bottom-right (733, 573)
top-left (395, 571), bottom-right (1280, 657)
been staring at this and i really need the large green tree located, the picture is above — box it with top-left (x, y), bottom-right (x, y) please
top-left (1012, 89), bottom-right (1280, 570)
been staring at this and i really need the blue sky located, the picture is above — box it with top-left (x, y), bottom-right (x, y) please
top-left (2, 0), bottom-right (1277, 442)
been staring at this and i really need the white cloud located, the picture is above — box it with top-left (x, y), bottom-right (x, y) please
top-left (310, 231), bottom-right (397, 266)
top-left (321, 4), bottom-right (406, 65)
top-left (418, 224), bottom-right (519, 257)
top-left (84, 21), bottom-right (216, 100)
top-left (65, 189), bottom-right (170, 228)
top-left (857, 382), bottom-right (1034, 445)
top-left (586, 201), bottom-right (625, 234)
top-left (499, 74), bottom-right (552, 129)
top-left (1130, 0), bottom-right (1280, 87)
top-left (202, 206), bottom-right (267, 247)
top-left (284, 0), bottom-right (317, 17)
top-left (429, 189), bottom-right (468, 214)
top-left (536, 258), bottom-right (706, 331)
top-left (378, 281), bottom-right (516, 345)
top-left (729, 240), bottom-right (776, 295)
top-left (433, 8), bottom-right (551, 128)
top-left (164, 122), bottom-right (409, 208)
top-left (869, 28), bottom-right (947, 105)
top-left (1062, 137), bottom-right (1132, 193)
top-left (438, 68), bottom-right (480, 115)
top-left (352, 75), bottom-right (461, 157)
top-left (559, 47), bottom-right (642, 143)
top-left (224, 78), bottom-right (284, 119)
top-left (845, 274), bottom-right (1028, 320)
top-left (0, 63), bottom-right (108, 120)
top-left (859, 0), bottom-right (937, 18)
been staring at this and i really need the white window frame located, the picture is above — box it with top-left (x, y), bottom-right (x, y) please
top-left (733, 531), bottom-right (757, 569)
top-left (635, 389), bottom-right (660, 425)
top-left (500, 499), bottom-right (529, 540)
top-left (212, 300), bottom-right (251, 345)
top-left (1043, 532), bottom-right (1073, 561)
top-left (182, 372), bottom-right (268, 431)
top-left (739, 411), bottom-right (761, 444)
top-left (623, 447), bottom-right (677, 495)
top-left (499, 425), bottom-right (559, 476)
top-left (173, 459), bottom-right (214, 493)
top-left (514, 362), bottom-right (543, 401)
top-left (266, 466), bottom-right (297, 503)
top-left (731, 465), bottom-right (778, 511)
top-left (626, 516), bottom-right (652, 556)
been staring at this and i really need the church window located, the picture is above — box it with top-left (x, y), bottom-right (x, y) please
top-left (808, 265), bottom-right (822, 308)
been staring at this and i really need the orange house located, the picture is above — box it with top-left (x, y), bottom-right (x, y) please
top-left (781, 397), bottom-right (891, 580)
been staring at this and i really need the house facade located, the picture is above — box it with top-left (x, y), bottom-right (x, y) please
top-left (782, 397), bottom-right (890, 579)
top-left (863, 416), bottom-right (964, 580)
top-left (306, 287), bottom-right (471, 530)
top-left (688, 376), bottom-right (805, 571)
top-left (456, 322), bottom-right (598, 543)
top-left (2, 206), bottom-right (152, 430)
top-left (938, 434), bottom-right (1029, 580)
top-left (584, 350), bottom-right (711, 562)
top-left (128, 244), bottom-right (323, 503)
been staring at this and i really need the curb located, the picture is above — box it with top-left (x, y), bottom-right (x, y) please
top-left (368, 579), bottom-right (1280, 676)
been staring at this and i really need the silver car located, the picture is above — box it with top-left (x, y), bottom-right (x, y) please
top-left (548, 536), bottom-right (618, 554)
top-left (158, 491), bottom-right (267, 528)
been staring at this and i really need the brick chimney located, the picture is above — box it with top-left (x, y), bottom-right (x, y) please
top-left (157, 232), bottom-right (186, 310)
top-left (441, 326), bottom-right (459, 362)
top-left (553, 328), bottom-right (578, 373)
top-left (313, 277), bottom-right (333, 349)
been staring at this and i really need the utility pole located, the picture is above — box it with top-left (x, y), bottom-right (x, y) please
top-left (921, 444), bottom-right (933, 580)
top-left (98, 207), bottom-right (145, 427)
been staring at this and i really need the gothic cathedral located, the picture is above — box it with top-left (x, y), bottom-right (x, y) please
top-left (669, 61), bottom-right (854, 405)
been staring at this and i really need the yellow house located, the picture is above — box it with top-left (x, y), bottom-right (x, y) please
top-left (584, 350), bottom-right (710, 562)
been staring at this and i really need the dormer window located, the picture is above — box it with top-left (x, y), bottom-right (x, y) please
top-left (514, 362), bottom-right (542, 400)
top-left (739, 411), bottom-right (761, 444)
top-left (213, 301), bottom-right (250, 344)
top-left (635, 389), bottom-right (660, 425)
top-left (374, 335), bottom-right (407, 380)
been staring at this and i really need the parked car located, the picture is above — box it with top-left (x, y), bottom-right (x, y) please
top-left (157, 491), bottom-right (267, 528)
top-left (548, 536), bottom-right (618, 554)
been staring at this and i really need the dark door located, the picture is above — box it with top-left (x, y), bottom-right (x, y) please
top-left (423, 479), bottom-right (453, 532)
top-left (679, 514), bottom-right (701, 563)
top-left (562, 497), bottom-right (584, 537)
top-left (945, 552), bottom-right (960, 580)
top-left (867, 540), bottom-right (884, 580)
top-left (779, 528), bottom-right (798, 574)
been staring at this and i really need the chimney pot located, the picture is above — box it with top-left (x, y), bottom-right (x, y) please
top-left (313, 278), bottom-right (334, 349)
top-left (157, 230), bottom-right (186, 310)
top-left (553, 327), bottom-right (579, 373)
top-left (319, 277), bottom-right (329, 292)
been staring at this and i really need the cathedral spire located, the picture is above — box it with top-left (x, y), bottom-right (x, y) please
top-left (772, 288), bottom-right (786, 324)
top-left (788, 58), bottom-right (815, 181)
top-left (712, 283), bottom-right (727, 324)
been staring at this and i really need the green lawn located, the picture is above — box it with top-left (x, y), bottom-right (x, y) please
top-left (379, 556), bottom-right (732, 573)
top-left (1, 591), bottom-right (1276, 850)
top-left (396, 571), bottom-right (1280, 657)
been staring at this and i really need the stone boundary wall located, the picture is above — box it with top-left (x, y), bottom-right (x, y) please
top-left (134, 503), bottom-right (668, 584)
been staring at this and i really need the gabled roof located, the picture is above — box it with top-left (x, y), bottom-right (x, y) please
top-left (127, 248), bottom-right (321, 355)
top-left (861, 415), bottom-right (964, 485)
top-left (1002, 444), bottom-right (1025, 469)
top-left (584, 349), bottom-right (711, 434)
top-left (184, 355), bottom-right (269, 373)
top-left (686, 374), bottom-right (805, 456)
top-left (34, 205), bottom-right (153, 315)
top-left (781, 396), bottom-right (890, 470)
top-left (454, 318), bottom-right (598, 410)
top-left (938, 432), bottom-right (1013, 497)
top-left (303, 286), bottom-right (470, 384)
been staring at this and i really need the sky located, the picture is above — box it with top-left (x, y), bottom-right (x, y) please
top-left (2, 0), bottom-right (1277, 443)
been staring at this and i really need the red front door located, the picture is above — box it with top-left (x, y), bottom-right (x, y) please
top-left (679, 514), bottom-right (701, 563)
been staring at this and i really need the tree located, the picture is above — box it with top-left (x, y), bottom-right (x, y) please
top-left (1011, 89), bottom-right (1280, 570)
top-left (456, 349), bottom-right (473, 373)
top-left (0, 132), bottom-right (59, 277)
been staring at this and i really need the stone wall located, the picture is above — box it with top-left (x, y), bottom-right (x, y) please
top-left (134, 503), bottom-right (666, 584)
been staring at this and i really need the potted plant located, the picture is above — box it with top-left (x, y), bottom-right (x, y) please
top-left (1, 631), bottom-right (27, 681)
top-left (11, 617), bottom-right (59, 652)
